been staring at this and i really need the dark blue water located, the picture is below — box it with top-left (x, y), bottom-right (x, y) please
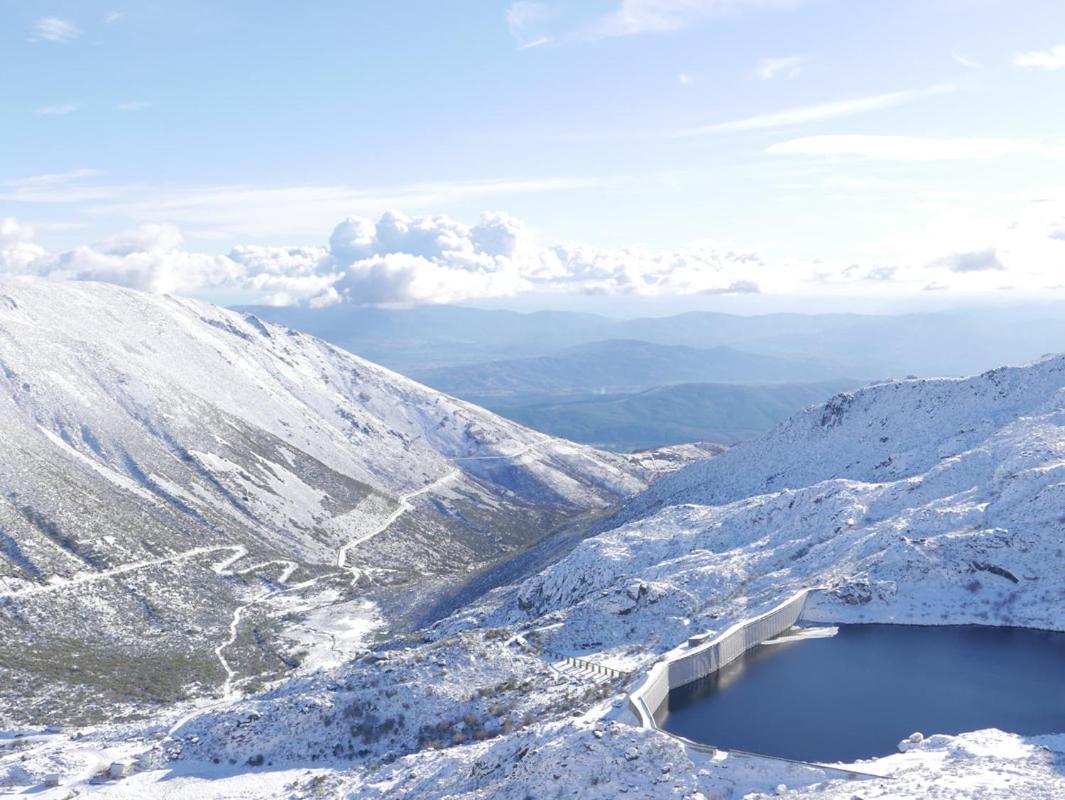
top-left (658, 624), bottom-right (1065, 763)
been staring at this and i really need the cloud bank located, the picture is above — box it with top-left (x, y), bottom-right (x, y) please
top-left (2, 206), bottom-right (1064, 306)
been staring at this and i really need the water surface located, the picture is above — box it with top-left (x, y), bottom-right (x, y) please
top-left (658, 623), bottom-right (1065, 763)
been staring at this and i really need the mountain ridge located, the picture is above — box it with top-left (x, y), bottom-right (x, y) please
top-left (0, 278), bottom-right (688, 725)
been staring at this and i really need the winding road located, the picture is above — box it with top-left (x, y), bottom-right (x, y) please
top-left (3, 441), bottom-right (552, 706)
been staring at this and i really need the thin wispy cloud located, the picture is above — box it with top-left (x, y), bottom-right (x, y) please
top-left (32, 17), bottom-right (81, 42)
top-left (7, 169), bottom-right (105, 189)
top-left (951, 49), bottom-right (979, 69)
top-left (2, 169), bottom-right (113, 203)
top-left (590, 0), bottom-right (802, 39)
top-left (678, 73), bottom-right (694, 86)
top-left (1, 171), bottom-right (621, 239)
top-left (754, 55), bottom-right (808, 80)
top-left (34, 103), bottom-right (81, 116)
top-left (675, 83), bottom-right (956, 136)
top-left (116, 101), bottom-right (153, 112)
top-left (104, 11), bottom-right (123, 24)
top-left (1014, 44), bottom-right (1065, 71)
top-left (506, 1), bottom-right (552, 49)
top-left (507, 0), bottom-right (801, 47)
top-left (768, 135), bottom-right (1065, 161)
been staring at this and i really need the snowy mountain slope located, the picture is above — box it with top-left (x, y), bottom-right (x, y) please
top-left (7, 307), bottom-right (1065, 798)
top-left (612, 355), bottom-right (1065, 525)
top-left (0, 278), bottom-right (682, 726)
top-left (507, 356), bottom-right (1065, 655)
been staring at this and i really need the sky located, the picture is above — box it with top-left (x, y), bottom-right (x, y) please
top-left (3, 0), bottom-right (1065, 311)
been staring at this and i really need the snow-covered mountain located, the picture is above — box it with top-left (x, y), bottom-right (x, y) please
top-left (614, 356), bottom-right (1065, 523)
top-left (5, 304), bottom-right (1065, 799)
top-left (513, 356), bottom-right (1065, 652)
top-left (0, 278), bottom-right (680, 726)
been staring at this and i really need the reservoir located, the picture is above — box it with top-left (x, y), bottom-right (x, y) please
top-left (657, 623), bottom-right (1065, 763)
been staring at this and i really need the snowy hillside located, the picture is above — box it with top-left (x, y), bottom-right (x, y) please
top-left (508, 356), bottom-right (1065, 651)
top-left (614, 357), bottom-right (1065, 523)
top-left (0, 278), bottom-right (677, 725)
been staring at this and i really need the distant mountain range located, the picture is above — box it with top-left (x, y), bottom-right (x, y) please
top-left (241, 303), bottom-right (1065, 451)
top-left (486, 380), bottom-right (859, 451)
top-left (410, 340), bottom-right (851, 398)
top-left (240, 303), bottom-right (1065, 379)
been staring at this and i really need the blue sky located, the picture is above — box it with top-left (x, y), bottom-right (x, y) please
top-left (3, 0), bottom-right (1065, 309)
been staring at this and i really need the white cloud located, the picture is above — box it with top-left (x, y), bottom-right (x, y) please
top-left (38, 174), bottom-right (611, 239)
top-left (328, 211), bottom-right (531, 305)
top-left (754, 55), bottom-right (807, 80)
top-left (507, 1), bottom-right (553, 48)
top-left (508, 0), bottom-right (800, 46)
top-left (34, 103), bottom-right (81, 116)
top-left (678, 73), bottom-right (693, 86)
top-left (676, 84), bottom-right (955, 135)
top-left (0, 219), bottom-right (47, 274)
top-left (1, 169), bottom-right (117, 204)
top-left (928, 248), bottom-right (1004, 273)
top-left (32, 17), bottom-right (80, 42)
top-left (6, 202), bottom-right (1065, 305)
top-left (768, 134), bottom-right (1065, 161)
top-left (1014, 45), bottom-right (1065, 71)
top-left (590, 0), bottom-right (800, 39)
top-left (0, 211), bottom-right (785, 305)
top-left (951, 49), bottom-right (979, 69)
top-left (104, 11), bottom-right (123, 24)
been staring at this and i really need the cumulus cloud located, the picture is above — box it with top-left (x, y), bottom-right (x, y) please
top-left (1014, 45), bottom-right (1065, 71)
top-left (0, 219), bottom-right (47, 274)
top-left (4, 206), bottom-right (1064, 305)
top-left (327, 211), bottom-right (530, 305)
top-left (0, 211), bottom-right (780, 306)
top-left (928, 248), bottom-right (1004, 273)
top-left (35, 224), bottom-right (242, 294)
top-left (703, 279), bottom-right (760, 294)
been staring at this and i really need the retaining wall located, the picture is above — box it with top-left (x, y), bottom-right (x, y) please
top-left (626, 588), bottom-right (879, 781)
top-left (629, 588), bottom-right (811, 728)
